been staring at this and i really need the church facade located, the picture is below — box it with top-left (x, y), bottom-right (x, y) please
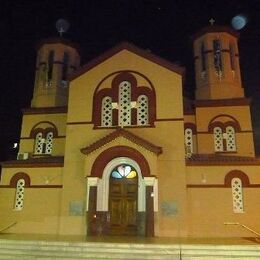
top-left (0, 25), bottom-right (259, 238)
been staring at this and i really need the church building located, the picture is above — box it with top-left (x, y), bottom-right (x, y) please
top-left (0, 25), bottom-right (259, 238)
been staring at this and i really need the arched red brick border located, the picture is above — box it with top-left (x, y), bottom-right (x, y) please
top-left (208, 114), bottom-right (241, 132)
top-left (184, 122), bottom-right (197, 134)
top-left (10, 172), bottom-right (31, 188)
top-left (91, 146), bottom-right (150, 178)
top-left (30, 121), bottom-right (58, 138)
top-left (92, 71), bottom-right (156, 127)
top-left (224, 170), bottom-right (250, 187)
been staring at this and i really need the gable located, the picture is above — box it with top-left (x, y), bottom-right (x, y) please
top-left (70, 42), bottom-right (184, 81)
top-left (81, 128), bottom-right (162, 155)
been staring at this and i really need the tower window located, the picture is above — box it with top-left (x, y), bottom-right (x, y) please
top-left (185, 128), bottom-right (193, 154)
top-left (213, 127), bottom-right (224, 152)
top-left (213, 39), bottom-right (222, 74)
top-left (229, 43), bottom-right (236, 71)
top-left (226, 126), bottom-right (236, 151)
top-left (231, 178), bottom-right (244, 213)
top-left (34, 132), bottom-right (44, 154)
top-left (45, 132), bottom-right (54, 154)
top-left (201, 42), bottom-right (206, 72)
top-left (47, 50), bottom-right (54, 85)
top-left (34, 130), bottom-right (54, 155)
top-left (14, 179), bottom-right (25, 210)
top-left (62, 52), bottom-right (69, 82)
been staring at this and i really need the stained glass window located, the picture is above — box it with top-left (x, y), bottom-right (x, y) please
top-left (111, 164), bottom-right (137, 179)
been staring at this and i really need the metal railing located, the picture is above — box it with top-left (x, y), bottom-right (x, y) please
top-left (0, 222), bottom-right (17, 233)
top-left (224, 222), bottom-right (260, 241)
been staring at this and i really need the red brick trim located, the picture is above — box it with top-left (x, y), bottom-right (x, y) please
top-left (156, 118), bottom-right (184, 122)
top-left (184, 123), bottom-right (197, 134)
top-left (208, 115), bottom-right (241, 132)
top-left (0, 185), bottom-right (63, 189)
top-left (1, 156), bottom-right (64, 168)
top-left (224, 170), bottom-right (250, 187)
top-left (30, 121), bottom-right (59, 138)
top-left (192, 25), bottom-right (239, 41)
top-left (10, 172), bottom-right (31, 188)
top-left (36, 37), bottom-right (80, 53)
top-left (70, 41), bottom-right (184, 81)
top-left (21, 135), bottom-right (66, 139)
top-left (195, 98), bottom-right (251, 107)
top-left (81, 128), bottom-right (162, 155)
top-left (22, 107), bottom-right (67, 115)
top-left (67, 121), bottom-right (93, 125)
top-left (197, 130), bottom-right (252, 134)
top-left (186, 184), bottom-right (260, 188)
top-left (90, 146), bottom-right (151, 178)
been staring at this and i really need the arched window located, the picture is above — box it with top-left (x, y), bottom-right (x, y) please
top-left (213, 39), bottom-right (222, 75)
top-left (118, 81), bottom-right (131, 126)
top-left (47, 50), bottom-right (54, 86)
top-left (101, 96), bottom-right (113, 127)
top-left (231, 178), bottom-right (244, 213)
top-left (226, 126), bottom-right (236, 151)
top-left (137, 95), bottom-right (149, 125)
top-left (214, 127), bottom-right (223, 151)
top-left (185, 128), bottom-right (193, 154)
top-left (94, 72), bottom-right (155, 128)
top-left (61, 52), bottom-right (69, 87)
top-left (34, 130), bottom-right (54, 155)
top-left (229, 43), bottom-right (235, 71)
top-left (34, 132), bottom-right (44, 154)
top-left (14, 179), bottom-right (25, 210)
top-left (45, 131), bottom-right (54, 154)
top-left (201, 42), bottom-right (206, 72)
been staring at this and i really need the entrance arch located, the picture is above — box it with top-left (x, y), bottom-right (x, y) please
top-left (97, 157), bottom-right (145, 213)
top-left (86, 146), bottom-right (157, 236)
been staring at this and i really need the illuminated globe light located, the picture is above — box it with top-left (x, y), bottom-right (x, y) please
top-left (231, 14), bottom-right (248, 30)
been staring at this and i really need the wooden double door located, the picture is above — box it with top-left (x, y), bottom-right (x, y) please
top-left (108, 174), bottom-right (138, 235)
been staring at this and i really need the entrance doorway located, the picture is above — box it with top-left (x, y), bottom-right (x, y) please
top-left (108, 164), bottom-right (138, 235)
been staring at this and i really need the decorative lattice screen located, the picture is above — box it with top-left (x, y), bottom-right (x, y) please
top-left (185, 128), bottom-right (193, 154)
top-left (231, 178), bottom-right (244, 213)
top-left (118, 81), bottom-right (131, 126)
top-left (214, 127), bottom-right (223, 151)
top-left (226, 126), bottom-right (236, 151)
top-left (101, 96), bottom-right (113, 127)
top-left (14, 179), bottom-right (25, 210)
top-left (45, 132), bottom-right (53, 154)
top-left (137, 95), bottom-right (148, 125)
top-left (34, 132), bottom-right (44, 154)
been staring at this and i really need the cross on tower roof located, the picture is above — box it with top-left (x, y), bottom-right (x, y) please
top-left (209, 18), bottom-right (215, 26)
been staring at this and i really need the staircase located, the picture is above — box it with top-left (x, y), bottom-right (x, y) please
top-left (0, 237), bottom-right (259, 259)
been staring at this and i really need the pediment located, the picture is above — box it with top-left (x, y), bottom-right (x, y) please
top-left (80, 128), bottom-right (162, 155)
top-left (70, 41), bottom-right (184, 81)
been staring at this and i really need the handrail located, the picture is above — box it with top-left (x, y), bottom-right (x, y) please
top-left (224, 222), bottom-right (260, 238)
top-left (0, 222), bottom-right (17, 233)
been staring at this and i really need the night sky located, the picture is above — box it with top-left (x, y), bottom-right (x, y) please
top-left (1, 0), bottom-right (260, 160)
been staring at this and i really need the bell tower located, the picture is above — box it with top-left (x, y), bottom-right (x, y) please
top-left (193, 24), bottom-right (244, 100)
top-left (31, 38), bottom-right (80, 107)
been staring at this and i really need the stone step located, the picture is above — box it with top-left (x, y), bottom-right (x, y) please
top-left (0, 238), bottom-right (259, 260)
